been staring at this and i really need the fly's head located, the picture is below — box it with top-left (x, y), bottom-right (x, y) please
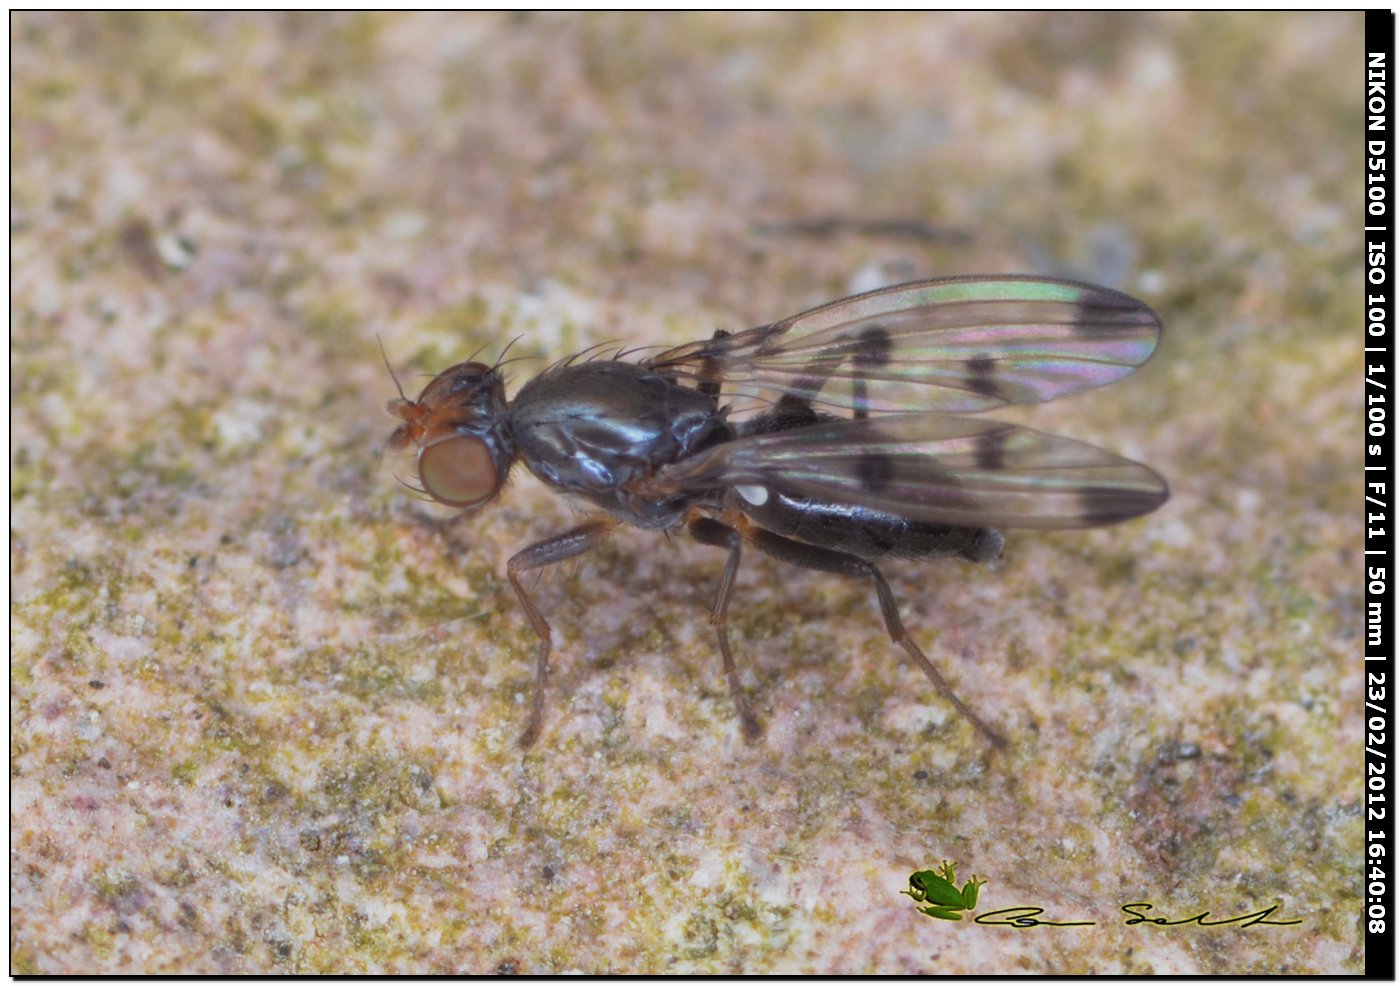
top-left (384, 359), bottom-right (516, 510)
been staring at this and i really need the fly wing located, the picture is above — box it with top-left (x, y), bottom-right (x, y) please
top-left (656, 414), bottom-right (1169, 529)
top-left (646, 276), bottom-right (1161, 415)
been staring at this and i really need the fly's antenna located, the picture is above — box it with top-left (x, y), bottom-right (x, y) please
top-left (378, 335), bottom-right (410, 404)
top-left (376, 337), bottom-right (414, 473)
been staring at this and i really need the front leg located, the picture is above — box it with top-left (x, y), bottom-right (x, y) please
top-left (507, 517), bottom-right (619, 747)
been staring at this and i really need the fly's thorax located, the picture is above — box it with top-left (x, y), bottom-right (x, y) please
top-left (510, 361), bottom-right (729, 498)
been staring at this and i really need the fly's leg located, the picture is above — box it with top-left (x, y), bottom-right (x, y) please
top-left (736, 518), bottom-right (1008, 749)
top-left (506, 517), bottom-right (619, 747)
top-left (687, 515), bottom-right (764, 742)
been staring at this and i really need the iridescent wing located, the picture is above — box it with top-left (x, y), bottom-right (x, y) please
top-left (654, 414), bottom-right (1169, 529)
top-left (646, 276), bottom-right (1161, 416)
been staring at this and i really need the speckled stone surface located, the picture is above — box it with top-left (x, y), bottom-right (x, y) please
top-left (11, 12), bottom-right (1362, 974)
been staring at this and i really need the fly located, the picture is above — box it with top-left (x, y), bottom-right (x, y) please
top-left (383, 276), bottom-right (1170, 748)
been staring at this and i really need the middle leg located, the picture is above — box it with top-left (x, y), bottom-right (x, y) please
top-left (687, 514), bottom-right (764, 742)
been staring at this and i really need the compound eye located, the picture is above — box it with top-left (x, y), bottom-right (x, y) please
top-left (417, 426), bottom-right (500, 508)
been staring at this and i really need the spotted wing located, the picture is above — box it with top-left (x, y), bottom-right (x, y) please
top-left (656, 414), bottom-right (1169, 529)
top-left (646, 276), bottom-right (1161, 415)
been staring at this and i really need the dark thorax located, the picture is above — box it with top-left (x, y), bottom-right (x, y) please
top-left (510, 361), bottom-right (732, 529)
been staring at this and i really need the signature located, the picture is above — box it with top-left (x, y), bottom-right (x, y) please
top-left (968, 903), bottom-right (1301, 929)
top-left (904, 865), bottom-right (1301, 930)
top-left (1119, 902), bottom-right (1301, 928)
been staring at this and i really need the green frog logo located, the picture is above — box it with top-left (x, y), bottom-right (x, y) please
top-left (901, 860), bottom-right (987, 921)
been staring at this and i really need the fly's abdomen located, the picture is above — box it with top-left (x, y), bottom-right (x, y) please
top-left (738, 488), bottom-right (1002, 563)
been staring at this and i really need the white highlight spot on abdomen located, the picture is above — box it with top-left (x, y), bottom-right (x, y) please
top-left (735, 485), bottom-right (768, 506)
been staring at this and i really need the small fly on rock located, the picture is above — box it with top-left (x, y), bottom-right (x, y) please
top-left (383, 276), bottom-right (1169, 748)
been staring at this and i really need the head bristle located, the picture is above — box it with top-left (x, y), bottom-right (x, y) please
top-left (391, 470), bottom-right (428, 497)
top-left (494, 334), bottom-right (525, 369)
top-left (465, 339), bottom-right (492, 365)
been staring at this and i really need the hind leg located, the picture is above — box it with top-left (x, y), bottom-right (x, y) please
top-left (735, 518), bottom-right (1007, 748)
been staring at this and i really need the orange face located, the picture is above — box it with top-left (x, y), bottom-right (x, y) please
top-left (384, 360), bottom-right (514, 509)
